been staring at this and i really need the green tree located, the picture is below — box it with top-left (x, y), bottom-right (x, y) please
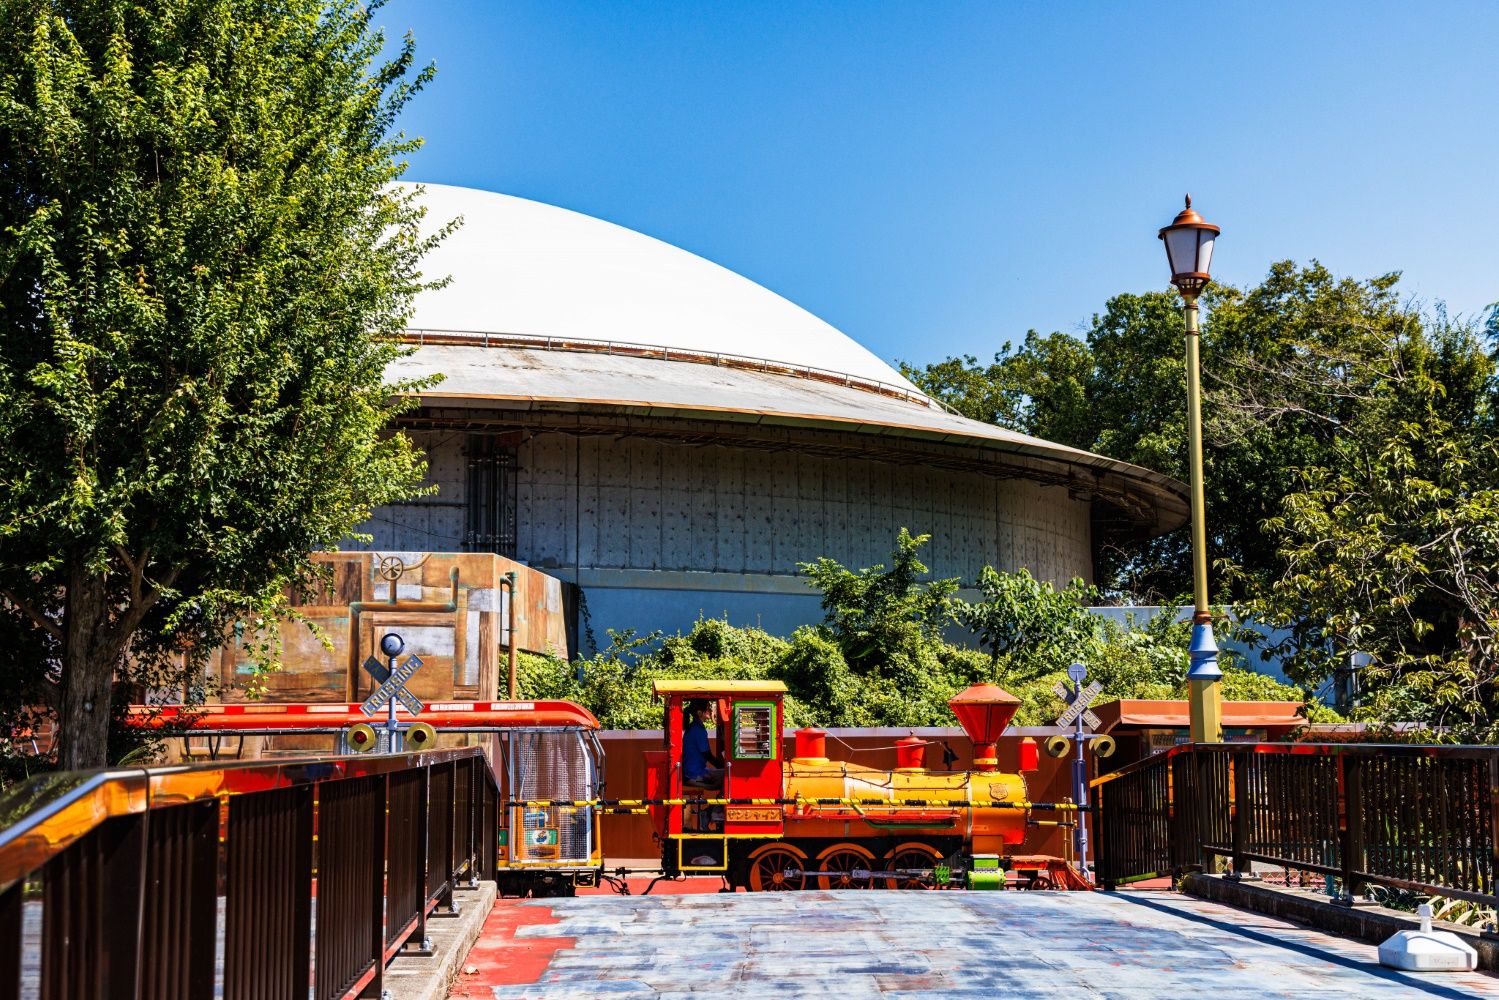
top-left (954, 566), bottom-right (1098, 678)
top-left (798, 528), bottom-right (958, 671)
top-left (904, 330), bottom-right (1094, 444)
top-left (902, 263), bottom-right (1433, 601)
top-left (517, 564), bottom-right (1332, 732)
top-left (0, 0), bottom-right (444, 767)
top-left (517, 620), bottom-right (808, 731)
top-left (1239, 323), bottom-right (1499, 737)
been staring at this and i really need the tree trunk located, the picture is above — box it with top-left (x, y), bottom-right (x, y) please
top-left (57, 566), bottom-right (117, 770)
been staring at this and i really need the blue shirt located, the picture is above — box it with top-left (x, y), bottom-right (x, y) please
top-left (683, 719), bottom-right (712, 780)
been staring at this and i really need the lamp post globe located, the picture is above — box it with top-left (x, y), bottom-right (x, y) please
top-left (1161, 195), bottom-right (1223, 744)
top-left (1159, 195), bottom-right (1221, 298)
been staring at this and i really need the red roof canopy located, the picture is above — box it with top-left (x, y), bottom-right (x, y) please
top-left (1092, 699), bottom-right (1303, 732)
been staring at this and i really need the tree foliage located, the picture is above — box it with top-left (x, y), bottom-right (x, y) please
top-left (901, 262), bottom-right (1424, 601)
top-left (955, 566), bottom-right (1097, 679)
top-left (1236, 320), bottom-right (1499, 738)
top-left (798, 527), bottom-right (958, 671)
top-left (0, 0), bottom-right (444, 767)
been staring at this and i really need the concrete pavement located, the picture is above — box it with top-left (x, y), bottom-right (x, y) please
top-left (450, 888), bottom-right (1499, 998)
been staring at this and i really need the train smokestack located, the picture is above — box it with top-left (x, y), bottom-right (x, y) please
top-left (894, 735), bottom-right (927, 772)
top-left (948, 684), bottom-right (1021, 772)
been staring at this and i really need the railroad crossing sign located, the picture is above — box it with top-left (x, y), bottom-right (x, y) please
top-left (1057, 662), bottom-right (1109, 880)
top-left (360, 650), bottom-right (425, 717)
top-left (1055, 679), bottom-right (1103, 730)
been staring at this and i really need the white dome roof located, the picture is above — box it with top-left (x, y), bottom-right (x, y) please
top-left (403, 183), bottom-right (920, 392)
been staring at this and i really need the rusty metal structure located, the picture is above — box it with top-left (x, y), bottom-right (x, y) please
top-left (0, 747), bottom-right (497, 999)
top-left (199, 551), bottom-right (571, 713)
top-left (1092, 742), bottom-right (1499, 907)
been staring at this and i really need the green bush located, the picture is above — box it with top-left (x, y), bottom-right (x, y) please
top-left (515, 532), bottom-right (1338, 731)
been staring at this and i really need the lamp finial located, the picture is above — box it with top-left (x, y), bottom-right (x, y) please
top-left (1185, 193), bottom-right (1192, 208)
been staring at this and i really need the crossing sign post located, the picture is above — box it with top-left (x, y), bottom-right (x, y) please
top-left (359, 632), bottom-right (426, 751)
top-left (1055, 680), bottom-right (1102, 728)
top-left (1056, 663), bottom-right (1109, 878)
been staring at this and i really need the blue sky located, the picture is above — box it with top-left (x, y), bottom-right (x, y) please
top-left (378, 1), bottom-right (1499, 371)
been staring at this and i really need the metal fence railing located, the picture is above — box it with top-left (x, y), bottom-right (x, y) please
top-left (1092, 743), bottom-right (1499, 907)
top-left (0, 747), bottom-right (499, 1000)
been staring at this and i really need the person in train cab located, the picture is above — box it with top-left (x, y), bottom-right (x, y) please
top-left (682, 699), bottom-right (725, 790)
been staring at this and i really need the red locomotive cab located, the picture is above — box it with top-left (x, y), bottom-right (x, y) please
top-left (644, 749), bottom-right (669, 840)
top-left (651, 680), bottom-right (787, 873)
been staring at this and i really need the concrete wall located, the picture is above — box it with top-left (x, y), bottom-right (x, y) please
top-left (356, 429), bottom-right (1094, 646)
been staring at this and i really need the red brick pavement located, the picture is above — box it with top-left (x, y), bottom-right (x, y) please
top-left (448, 875), bottom-right (721, 995)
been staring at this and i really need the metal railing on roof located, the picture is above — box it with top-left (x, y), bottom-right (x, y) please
top-left (398, 327), bottom-right (961, 414)
top-left (0, 747), bottom-right (498, 1000)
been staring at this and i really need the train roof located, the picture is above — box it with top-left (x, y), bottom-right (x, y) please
top-left (651, 680), bottom-right (788, 697)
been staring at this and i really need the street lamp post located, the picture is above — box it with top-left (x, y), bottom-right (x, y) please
top-left (1159, 195), bottom-right (1223, 744)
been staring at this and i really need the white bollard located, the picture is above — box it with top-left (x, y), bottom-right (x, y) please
top-left (1377, 903), bottom-right (1479, 972)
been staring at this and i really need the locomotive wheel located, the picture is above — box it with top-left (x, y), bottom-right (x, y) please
top-left (747, 844), bottom-right (807, 892)
top-left (815, 843), bottom-right (875, 890)
top-left (880, 843), bottom-right (942, 890)
top-left (1027, 874), bottom-right (1056, 891)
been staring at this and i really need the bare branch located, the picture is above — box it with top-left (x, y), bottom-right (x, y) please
top-left (0, 587), bottom-right (63, 641)
top-left (105, 563), bottom-right (183, 658)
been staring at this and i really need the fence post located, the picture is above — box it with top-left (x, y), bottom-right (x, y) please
top-left (365, 775), bottom-right (391, 999)
top-left (416, 766), bottom-right (431, 948)
top-left (1490, 755), bottom-right (1499, 901)
top-left (1094, 779), bottom-right (1113, 890)
top-left (442, 761), bottom-right (457, 912)
top-left (1196, 749), bottom-right (1215, 873)
top-left (1231, 749), bottom-right (1249, 877)
top-left (1340, 754), bottom-right (1365, 903)
top-left (0, 881), bottom-right (19, 1000)
top-left (1169, 753), bottom-right (1187, 874)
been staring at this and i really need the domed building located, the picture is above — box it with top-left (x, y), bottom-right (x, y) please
top-left (356, 184), bottom-right (1187, 649)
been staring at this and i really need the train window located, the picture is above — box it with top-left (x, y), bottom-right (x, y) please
top-left (732, 701), bottom-right (776, 759)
